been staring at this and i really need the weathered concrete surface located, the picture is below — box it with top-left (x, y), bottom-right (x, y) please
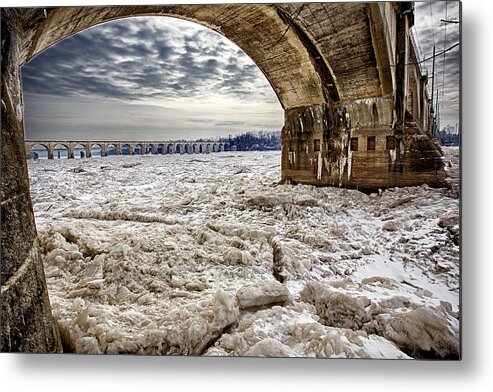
top-left (1, 241), bottom-right (63, 352)
top-left (279, 3), bottom-right (446, 191)
top-left (1, 9), bottom-right (62, 352)
top-left (1, 3), bottom-right (448, 352)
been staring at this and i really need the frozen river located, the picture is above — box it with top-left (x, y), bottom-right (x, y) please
top-left (27, 148), bottom-right (460, 358)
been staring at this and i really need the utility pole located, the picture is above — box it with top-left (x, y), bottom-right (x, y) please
top-left (431, 46), bottom-right (436, 109)
top-left (430, 45), bottom-right (436, 136)
top-left (435, 89), bottom-right (440, 136)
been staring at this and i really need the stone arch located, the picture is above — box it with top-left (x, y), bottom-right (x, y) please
top-left (21, 6), bottom-right (336, 110)
top-left (121, 143), bottom-right (131, 155)
top-left (145, 143), bottom-right (156, 154)
top-left (29, 143), bottom-right (49, 159)
top-left (53, 143), bottom-right (68, 159)
top-left (106, 144), bottom-right (117, 156)
top-left (157, 143), bottom-right (164, 155)
top-left (166, 144), bottom-right (174, 154)
top-left (73, 143), bottom-right (87, 159)
top-left (91, 143), bottom-right (103, 157)
top-left (134, 144), bottom-right (143, 155)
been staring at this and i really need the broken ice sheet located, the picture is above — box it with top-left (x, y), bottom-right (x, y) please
top-left (29, 148), bottom-right (460, 358)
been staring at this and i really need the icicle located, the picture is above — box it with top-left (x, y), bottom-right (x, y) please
top-left (347, 150), bottom-right (353, 180)
top-left (317, 152), bottom-right (322, 180)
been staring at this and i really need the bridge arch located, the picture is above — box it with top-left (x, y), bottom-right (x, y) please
top-left (121, 143), bottom-right (131, 155)
top-left (73, 143), bottom-right (88, 159)
top-left (12, 4), bottom-right (443, 191)
top-left (106, 144), bottom-right (118, 156)
top-left (134, 144), bottom-right (143, 155)
top-left (21, 6), bottom-right (336, 110)
top-left (145, 143), bottom-right (156, 154)
top-left (2, 4), bottom-right (449, 353)
top-left (91, 143), bottom-right (103, 157)
top-left (28, 143), bottom-right (49, 159)
top-left (53, 143), bottom-right (68, 159)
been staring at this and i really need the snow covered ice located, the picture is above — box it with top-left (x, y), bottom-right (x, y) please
top-left (27, 147), bottom-right (460, 358)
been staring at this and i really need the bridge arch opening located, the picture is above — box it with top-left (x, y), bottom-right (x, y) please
top-left (53, 144), bottom-right (68, 159)
top-left (145, 144), bottom-right (155, 154)
top-left (21, 13), bottom-right (292, 153)
top-left (91, 144), bottom-right (102, 157)
top-left (121, 144), bottom-right (131, 155)
top-left (73, 143), bottom-right (87, 159)
top-left (29, 144), bottom-right (49, 160)
top-left (107, 144), bottom-right (117, 156)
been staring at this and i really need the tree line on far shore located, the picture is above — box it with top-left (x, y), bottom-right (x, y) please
top-left (197, 130), bottom-right (281, 151)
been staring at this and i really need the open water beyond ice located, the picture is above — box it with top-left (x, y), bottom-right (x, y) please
top-left (27, 148), bottom-right (460, 358)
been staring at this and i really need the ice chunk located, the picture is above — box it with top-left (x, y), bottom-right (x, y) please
top-left (300, 282), bottom-right (373, 329)
top-left (236, 281), bottom-right (291, 310)
top-left (244, 338), bottom-right (298, 357)
top-left (369, 307), bottom-right (460, 359)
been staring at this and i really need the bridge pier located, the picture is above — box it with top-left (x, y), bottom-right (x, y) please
top-left (67, 143), bottom-right (74, 159)
top-left (281, 99), bottom-right (446, 191)
top-left (1, 17), bottom-right (62, 352)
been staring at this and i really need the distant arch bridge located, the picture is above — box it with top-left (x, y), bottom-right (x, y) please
top-left (25, 140), bottom-right (230, 159)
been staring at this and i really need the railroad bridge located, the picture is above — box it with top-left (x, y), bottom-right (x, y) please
top-left (2, 3), bottom-right (449, 352)
top-left (25, 140), bottom-right (229, 159)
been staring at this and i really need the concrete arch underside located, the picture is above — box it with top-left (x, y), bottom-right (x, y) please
top-left (1, 3), bottom-right (447, 352)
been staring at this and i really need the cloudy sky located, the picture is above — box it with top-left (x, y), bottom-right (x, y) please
top-left (22, 16), bottom-right (284, 140)
top-left (414, 1), bottom-right (461, 131)
top-left (21, 1), bottom-right (461, 141)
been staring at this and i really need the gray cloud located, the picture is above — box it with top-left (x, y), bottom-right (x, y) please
top-left (22, 17), bottom-right (276, 104)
